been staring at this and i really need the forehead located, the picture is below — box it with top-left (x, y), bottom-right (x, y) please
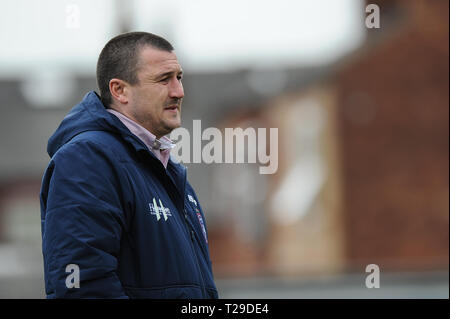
top-left (137, 46), bottom-right (182, 76)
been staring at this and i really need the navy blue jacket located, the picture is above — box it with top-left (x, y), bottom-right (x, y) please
top-left (40, 91), bottom-right (218, 299)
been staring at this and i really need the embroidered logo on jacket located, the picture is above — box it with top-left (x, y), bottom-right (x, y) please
top-left (187, 194), bottom-right (208, 244)
top-left (148, 198), bottom-right (172, 221)
top-left (187, 194), bottom-right (197, 206)
top-left (196, 209), bottom-right (208, 244)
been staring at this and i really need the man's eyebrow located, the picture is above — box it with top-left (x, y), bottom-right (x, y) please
top-left (155, 70), bottom-right (183, 79)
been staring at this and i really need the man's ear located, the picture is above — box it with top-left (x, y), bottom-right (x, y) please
top-left (109, 78), bottom-right (129, 105)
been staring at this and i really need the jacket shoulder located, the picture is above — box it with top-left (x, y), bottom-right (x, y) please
top-left (70, 130), bottom-right (122, 148)
top-left (53, 130), bottom-right (128, 161)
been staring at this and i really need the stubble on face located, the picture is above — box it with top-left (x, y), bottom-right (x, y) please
top-left (128, 46), bottom-right (184, 139)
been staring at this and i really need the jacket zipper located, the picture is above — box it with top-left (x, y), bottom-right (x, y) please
top-left (180, 168), bottom-right (207, 299)
top-left (162, 164), bottom-right (207, 298)
top-left (142, 151), bottom-right (208, 298)
top-left (183, 207), bottom-right (207, 298)
top-left (131, 139), bottom-right (210, 297)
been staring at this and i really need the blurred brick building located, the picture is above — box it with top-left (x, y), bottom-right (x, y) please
top-left (335, 0), bottom-right (449, 271)
top-left (207, 0), bottom-right (449, 277)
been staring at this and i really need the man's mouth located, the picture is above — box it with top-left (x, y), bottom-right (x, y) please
top-left (164, 105), bottom-right (179, 113)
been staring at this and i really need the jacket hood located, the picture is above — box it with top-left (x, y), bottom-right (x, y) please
top-left (47, 91), bottom-right (131, 157)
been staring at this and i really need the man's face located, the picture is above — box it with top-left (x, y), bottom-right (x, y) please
top-left (126, 46), bottom-right (184, 139)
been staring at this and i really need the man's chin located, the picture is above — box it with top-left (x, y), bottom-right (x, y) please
top-left (164, 120), bottom-right (182, 134)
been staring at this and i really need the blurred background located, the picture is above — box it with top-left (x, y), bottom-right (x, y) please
top-left (0, 0), bottom-right (448, 298)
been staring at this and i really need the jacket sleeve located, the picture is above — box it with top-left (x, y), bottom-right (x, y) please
top-left (41, 139), bottom-right (129, 298)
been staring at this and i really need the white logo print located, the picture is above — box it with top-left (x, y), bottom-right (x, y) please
top-left (188, 194), bottom-right (197, 207)
top-left (149, 198), bottom-right (172, 221)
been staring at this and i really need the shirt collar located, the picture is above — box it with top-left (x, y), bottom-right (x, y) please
top-left (107, 109), bottom-right (175, 150)
top-left (107, 109), bottom-right (175, 168)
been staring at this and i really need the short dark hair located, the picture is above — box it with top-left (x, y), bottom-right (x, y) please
top-left (96, 32), bottom-right (174, 107)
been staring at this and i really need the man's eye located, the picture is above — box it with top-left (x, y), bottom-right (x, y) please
top-left (177, 75), bottom-right (183, 81)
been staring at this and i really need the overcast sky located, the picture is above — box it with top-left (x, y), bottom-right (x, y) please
top-left (0, 0), bottom-right (365, 78)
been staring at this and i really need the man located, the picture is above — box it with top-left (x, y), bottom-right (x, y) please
top-left (40, 32), bottom-right (218, 299)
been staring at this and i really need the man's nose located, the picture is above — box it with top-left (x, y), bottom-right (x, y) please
top-left (169, 78), bottom-right (184, 99)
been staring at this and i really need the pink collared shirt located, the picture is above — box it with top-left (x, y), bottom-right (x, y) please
top-left (107, 109), bottom-right (174, 168)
